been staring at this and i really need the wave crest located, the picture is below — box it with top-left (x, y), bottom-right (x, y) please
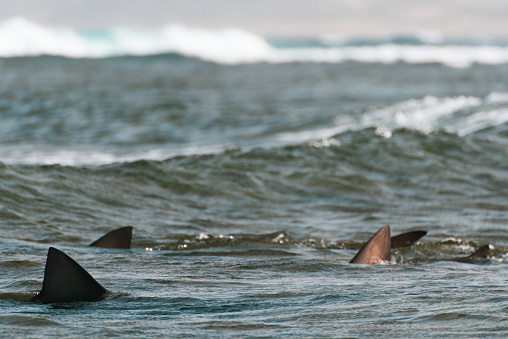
top-left (279, 92), bottom-right (508, 144)
top-left (2, 17), bottom-right (508, 68)
top-left (0, 17), bottom-right (272, 62)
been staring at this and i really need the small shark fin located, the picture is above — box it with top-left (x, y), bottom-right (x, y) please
top-left (350, 225), bottom-right (391, 265)
top-left (469, 244), bottom-right (492, 259)
top-left (453, 244), bottom-right (493, 263)
top-left (390, 230), bottom-right (427, 249)
top-left (89, 226), bottom-right (133, 249)
top-left (31, 247), bottom-right (107, 303)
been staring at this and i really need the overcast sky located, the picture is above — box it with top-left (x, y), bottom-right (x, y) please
top-left (1, 0), bottom-right (507, 38)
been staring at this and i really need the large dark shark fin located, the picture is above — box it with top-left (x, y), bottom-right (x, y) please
top-left (31, 247), bottom-right (107, 303)
top-left (390, 230), bottom-right (427, 249)
top-left (350, 225), bottom-right (391, 265)
top-left (89, 226), bottom-right (133, 249)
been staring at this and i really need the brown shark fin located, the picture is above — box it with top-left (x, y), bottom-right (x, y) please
top-left (350, 225), bottom-right (391, 265)
top-left (390, 230), bottom-right (427, 249)
top-left (89, 226), bottom-right (133, 249)
top-left (32, 247), bottom-right (107, 303)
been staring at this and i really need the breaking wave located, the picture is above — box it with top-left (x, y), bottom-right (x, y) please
top-left (2, 17), bottom-right (508, 68)
top-left (279, 92), bottom-right (508, 145)
top-left (1, 92), bottom-right (507, 166)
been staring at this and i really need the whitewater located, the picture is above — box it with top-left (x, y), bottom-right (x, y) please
top-left (2, 17), bottom-right (508, 68)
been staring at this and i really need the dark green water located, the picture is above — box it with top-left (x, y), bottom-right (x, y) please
top-left (1, 55), bottom-right (508, 337)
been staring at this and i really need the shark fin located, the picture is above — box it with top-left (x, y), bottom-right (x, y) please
top-left (89, 226), bottom-right (133, 249)
top-left (390, 230), bottom-right (427, 249)
top-left (31, 247), bottom-right (107, 303)
top-left (453, 244), bottom-right (493, 263)
top-left (469, 244), bottom-right (492, 259)
top-left (350, 225), bottom-right (391, 265)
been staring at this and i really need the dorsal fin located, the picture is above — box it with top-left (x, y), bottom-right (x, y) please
top-left (453, 244), bottom-right (492, 263)
top-left (469, 244), bottom-right (492, 259)
top-left (350, 225), bottom-right (391, 265)
top-left (89, 226), bottom-right (133, 249)
top-left (390, 230), bottom-right (427, 249)
top-left (31, 247), bottom-right (107, 303)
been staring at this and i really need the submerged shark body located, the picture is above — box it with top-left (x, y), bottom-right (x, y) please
top-left (89, 226), bottom-right (133, 249)
top-left (32, 247), bottom-right (107, 303)
top-left (350, 225), bottom-right (391, 265)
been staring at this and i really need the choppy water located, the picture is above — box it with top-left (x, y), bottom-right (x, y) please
top-left (2, 18), bottom-right (508, 338)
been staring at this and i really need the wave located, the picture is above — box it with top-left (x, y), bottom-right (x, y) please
top-left (1, 92), bottom-right (507, 166)
top-left (2, 127), bottom-right (507, 241)
top-left (0, 145), bottom-right (226, 166)
top-left (278, 92), bottom-right (508, 145)
top-left (317, 30), bottom-right (446, 47)
top-left (0, 17), bottom-right (272, 63)
top-left (2, 17), bottom-right (508, 68)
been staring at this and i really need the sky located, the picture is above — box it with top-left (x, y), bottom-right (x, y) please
top-left (1, 0), bottom-right (508, 38)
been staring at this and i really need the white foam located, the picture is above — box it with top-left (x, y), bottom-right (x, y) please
top-left (159, 25), bottom-right (272, 64)
top-left (270, 45), bottom-right (508, 68)
top-left (0, 17), bottom-right (87, 58)
top-left (452, 109), bottom-right (508, 136)
top-left (0, 17), bottom-right (272, 61)
top-left (278, 93), bottom-right (508, 144)
top-left (0, 145), bottom-right (226, 166)
top-left (358, 95), bottom-right (483, 133)
top-left (485, 92), bottom-right (508, 103)
top-left (2, 17), bottom-right (508, 68)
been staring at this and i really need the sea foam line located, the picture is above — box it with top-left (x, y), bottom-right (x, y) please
top-left (278, 92), bottom-right (508, 144)
top-left (2, 17), bottom-right (508, 68)
top-left (0, 145), bottom-right (226, 166)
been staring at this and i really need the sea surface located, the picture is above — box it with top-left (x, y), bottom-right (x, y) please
top-left (1, 18), bottom-right (508, 338)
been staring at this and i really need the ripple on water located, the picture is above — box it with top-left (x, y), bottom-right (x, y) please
top-left (0, 315), bottom-right (62, 327)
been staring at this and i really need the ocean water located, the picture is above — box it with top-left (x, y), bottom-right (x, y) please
top-left (1, 18), bottom-right (508, 337)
